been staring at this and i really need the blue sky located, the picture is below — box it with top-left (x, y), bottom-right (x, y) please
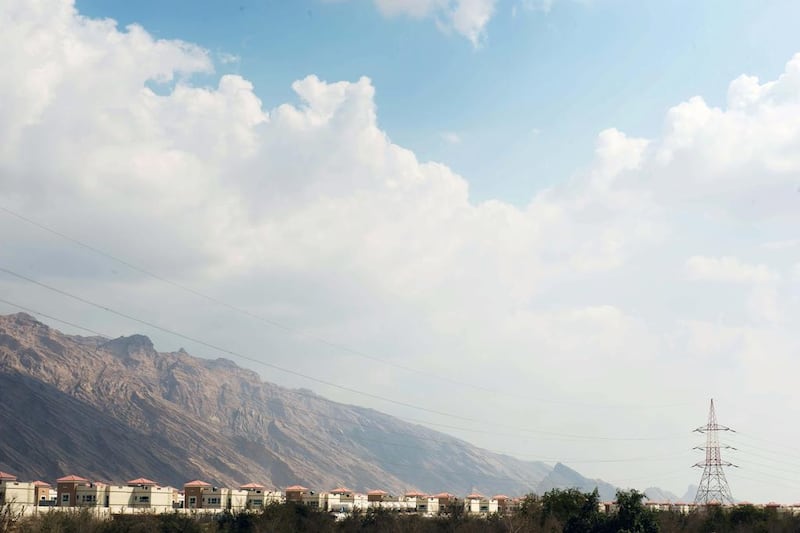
top-left (76, 0), bottom-right (800, 203)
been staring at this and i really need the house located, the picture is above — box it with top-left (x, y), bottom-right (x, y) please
top-left (303, 491), bottom-right (328, 510)
top-left (327, 487), bottom-right (367, 512)
top-left (644, 500), bottom-right (671, 512)
top-left (239, 483), bottom-right (283, 510)
top-left (103, 478), bottom-right (176, 513)
top-left (366, 489), bottom-right (388, 504)
top-left (493, 495), bottom-right (511, 514)
top-left (183, 480), bottom-right (212, 510)
top-left (182, 480), bottom-right (248, 512)
top-left (75, 481), bottom-right (108, 507)
top-left (465, 492), bottom-right (496, 514)
top-left (404, 491), bottom-right (435, 514)
top-left (432, 492), bottom-right (459, 515)
top-left (284, 485), bottom-right (310, 503)
top-left (668, 502), bottom-right (687, 514)
top-left (0, 472), bottom-right (36, 510)
top-left (56, 474), bottom-right (90, 507)
top-left (33, 481), bottom-right (54, 506)
top-left (366, 490), bottom-right (409, 511)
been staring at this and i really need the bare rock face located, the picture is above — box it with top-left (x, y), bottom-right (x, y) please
top-left (0, 312), bottom-right (552, 493)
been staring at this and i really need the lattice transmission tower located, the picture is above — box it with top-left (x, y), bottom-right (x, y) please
top-left (693, 398), bottom-right (736, 505)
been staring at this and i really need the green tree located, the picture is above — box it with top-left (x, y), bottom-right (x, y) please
top-left (541, 488), bottom-right (605, 533)
top-left (610, 489), bottom-right (659, 533)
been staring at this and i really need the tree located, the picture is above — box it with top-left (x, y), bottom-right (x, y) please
top-left (541, 488), bottom-right (605, 533)
top-left (608, 489), bottom-right (659, 533)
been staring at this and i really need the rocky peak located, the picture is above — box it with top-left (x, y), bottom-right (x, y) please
top-left (102, 334), bottom-right (156, 362)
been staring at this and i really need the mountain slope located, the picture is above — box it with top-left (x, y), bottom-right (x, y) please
top-left (0, 312), bottom-right (553, 494)
top-left (536, 463), bottom-right (618, 501)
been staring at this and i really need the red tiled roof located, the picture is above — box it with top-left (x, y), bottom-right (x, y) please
top-left (57, 475), bottom-right (89, 483)
top-left (330, 487), bottom-right (352, 494)
top-left (240, 483), bottom-right (266, 489)
top-left (493, 495), bottom-right (509, 500)
top-left (33, 481), bottom-right (51, 487)
top-left (433, 492), bottom-right (455, 499)
top-left (405, 490), bottom-right (428, 498)
top-left (285, 485), bottom-right (309, 491)
top-left (0, 471), bottom-right (17, 481)
top-left (367, 490), bottom-right (388, 495)
top-left (466, 493), bottom-right (484, 499)
top-left (184, 480), bottom-right (212, 487)
top-left (127, 478), bottom-right (158, 486)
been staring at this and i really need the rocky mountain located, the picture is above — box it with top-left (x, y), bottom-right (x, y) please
top-left (0, 312), bottom-right (561, 495)
top-left (682, 485), bottom-right (698, 502)
top-left (536, 463), bottom-right (618, 501)
top-left (644, 487), bottom-right (680, 502)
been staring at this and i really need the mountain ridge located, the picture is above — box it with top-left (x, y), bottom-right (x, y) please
top-left (0, 312), bottom-right (556, 494)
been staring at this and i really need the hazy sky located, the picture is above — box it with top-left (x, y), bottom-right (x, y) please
top-left (2, 0), bottom-right (800, 503)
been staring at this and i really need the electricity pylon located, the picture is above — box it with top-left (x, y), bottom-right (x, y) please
top-left (693, 399), bottom-right (736, 505)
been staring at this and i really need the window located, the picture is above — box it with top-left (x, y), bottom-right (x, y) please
top-left (207, 497), bottom-right (219, 504)
top-left (62, 494), bottom-right (70, 502)
top-left (189, 497), bottom-right (196, 504)
top-left (138, 496), bottom-right (150, 503)
top-left (251, 499), bottom-right (263, 506)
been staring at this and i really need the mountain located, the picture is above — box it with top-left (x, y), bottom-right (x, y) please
top-left (681, 485), bottom-right (698, 502)
top-left (536, 463), bottom-right (618, 501)
top-left (0, 312), bottom-right (560, 495)
top-left (644, 487), bottom-right (679, 502)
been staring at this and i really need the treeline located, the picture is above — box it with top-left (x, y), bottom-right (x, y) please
top-left (5, 489), bottom-right (800, 533)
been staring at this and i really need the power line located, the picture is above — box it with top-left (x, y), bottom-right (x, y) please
top-left (0, 204), bottom-right (690, 411)
top-left (0, 269), bottom-right (474, 423)
top-left (0, 283), bottom-right (684, 443)
top-left (0, 297), bottom-right (691, 494)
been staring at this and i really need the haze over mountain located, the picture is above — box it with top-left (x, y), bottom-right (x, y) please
top-left (0, 311), bottom-right (620, 496)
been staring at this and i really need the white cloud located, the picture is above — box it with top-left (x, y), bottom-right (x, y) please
top-left (440, 131), bottom-right (461, 144)
top-left (685, 256), bottom-right (780, 284)
top-left (217, 52), bottom-right (241, 65)
top-left (649, 55), bottom-right (800, 218)
top-left (372, 0), bottom-right (497, 45)
top-left (518, 0), bottom-right (555, 13)
top-left (761, 239), bottom-right (800, 250)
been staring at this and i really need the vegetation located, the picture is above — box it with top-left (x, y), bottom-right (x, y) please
top-left (5, 491), bottom-right (800, 533)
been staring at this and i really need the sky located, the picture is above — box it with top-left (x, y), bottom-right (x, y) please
top-left (1, 0), bottom-right (800, 503)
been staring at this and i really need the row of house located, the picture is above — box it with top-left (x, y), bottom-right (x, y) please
top-left (284, 485), bottom-right (519, 515)
top-left (8, 470), bottom-right (798, 519)
top-left (0, 470), bottom-right (518, 517)
top-left (602, 500), bottom-right (800, 515)
top-left (0, 471), bottom-right (280, 516)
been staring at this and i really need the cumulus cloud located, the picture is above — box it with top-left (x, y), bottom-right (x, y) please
top-left (2, 0), bottom-right (800, 502)
top-left (685, 256), bottom-right (780, 284)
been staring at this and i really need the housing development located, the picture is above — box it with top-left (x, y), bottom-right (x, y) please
top-left (2, 470), bottom-right (799, 521)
